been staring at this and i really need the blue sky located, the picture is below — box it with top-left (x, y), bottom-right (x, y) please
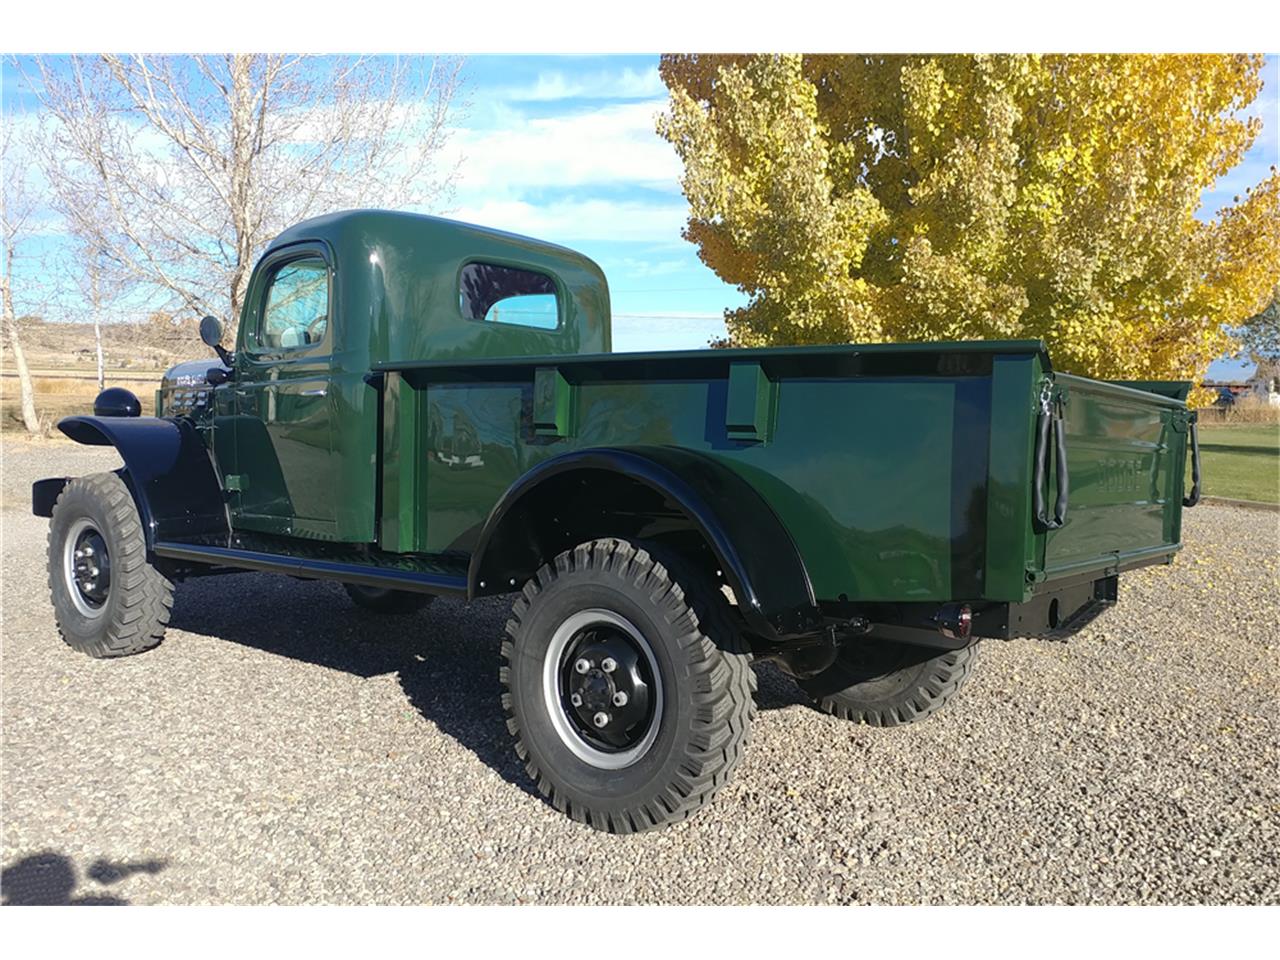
top-left (439, 55), bottom-right (741, 352)
top-left (4, 54), bottom-right (1276, 361)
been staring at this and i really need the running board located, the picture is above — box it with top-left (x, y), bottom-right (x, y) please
top-left (152, 541), bottom-right (469, 597)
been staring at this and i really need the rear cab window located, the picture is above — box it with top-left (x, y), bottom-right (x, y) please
top-left (459, 262), bottom-right (559, 330)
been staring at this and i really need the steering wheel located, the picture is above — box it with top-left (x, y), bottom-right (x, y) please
top-left (304, 313), bottom-right (327, 344)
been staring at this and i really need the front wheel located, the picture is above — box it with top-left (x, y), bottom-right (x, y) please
top-left (501, 538), bottom-right (756, 833)
top-left (47, 472), bottom-right (174, 658)
top-left (798, 639), bottom-right (977, 727)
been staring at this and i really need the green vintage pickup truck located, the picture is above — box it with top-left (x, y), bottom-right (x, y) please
top-left (34, 210), bottom-right (1201, 833)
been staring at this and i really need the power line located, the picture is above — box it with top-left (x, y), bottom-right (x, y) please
top-left (610, 287), bottom-right (733, 293)
top-left (612, 313), bottom-right (724, 321)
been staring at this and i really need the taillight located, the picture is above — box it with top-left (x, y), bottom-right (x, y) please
top-left (935, 603), bottom-right (972, 641)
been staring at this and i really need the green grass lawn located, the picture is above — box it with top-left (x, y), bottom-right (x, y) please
top-left (1194, 423), bottom-right (1280, 504)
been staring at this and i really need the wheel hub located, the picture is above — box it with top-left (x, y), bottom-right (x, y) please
top-left (560, 630), bottom-right (654, 751)
top-left (66, 522), bottom-right (111, 611)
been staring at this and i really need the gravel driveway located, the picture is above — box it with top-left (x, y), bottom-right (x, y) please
top-left (2, 439), bottom-right (1277, 905)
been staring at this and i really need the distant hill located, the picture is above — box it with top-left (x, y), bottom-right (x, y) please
top-left (2, 320), bottom-right (202, 431)
top-left (5, 319), bottom-right (199, 375)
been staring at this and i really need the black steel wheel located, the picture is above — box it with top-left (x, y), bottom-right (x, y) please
top-left (65, 520), bottom-right (111, 613)
top-left (343, 583), bottom-right (433, 614)
top-left (798, 639), bottom-right (977, 726)
top-left (501, 538), bottom-right (755, 833)
top-left (548, 608), bottom-right (661, 767)
top-left (47, 472), bottom-right (173, 658)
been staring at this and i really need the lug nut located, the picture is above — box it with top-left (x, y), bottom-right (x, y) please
top-left (569, 693), bottom-right (583, 707)
top-left (612, 691), bottom-right (628, 707)
top-left (601, 657), bottom-right (617, 673)
top-left (592, 712), bottom-right (610, 728)
top-left (574, 658), bottom-right (591, 674)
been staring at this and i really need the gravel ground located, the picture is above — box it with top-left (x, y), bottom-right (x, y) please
top-left (2, 438), bottom-right (1277, 905)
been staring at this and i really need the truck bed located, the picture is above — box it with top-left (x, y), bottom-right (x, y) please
top-left (365, 339), bottom-right (1191, 607)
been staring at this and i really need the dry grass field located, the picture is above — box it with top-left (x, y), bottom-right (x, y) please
top-left (1200, 394), bottom-right (1280, 425)
top-left (1, 370), bottom-right (164, 432)
top-left (0, 319), bottom-right (191, 432)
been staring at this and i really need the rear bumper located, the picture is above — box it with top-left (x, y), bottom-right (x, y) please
top-left (821, 569), bottom-right (1130, 649)
top-left (972, 573), bottom-right (1118, 641)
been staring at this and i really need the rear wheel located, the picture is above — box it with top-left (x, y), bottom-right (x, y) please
top-left (343, 583), bottom-right (433, 614)
top-left (501, 538), bottom-right (755, 833)
top-left (47, 472), bottom-right (173, 658)
top-left (798, 639), bottom-right (977, 727)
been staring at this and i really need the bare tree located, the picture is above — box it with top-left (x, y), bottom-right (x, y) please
top-left (1, 116), bottom-right (42, 434)
top-left (86, 246), bottom-right (108, 389)
top-left (55, 239), bottom-right (122, 390)
top-left (30, 54), bottom-right (464, 335)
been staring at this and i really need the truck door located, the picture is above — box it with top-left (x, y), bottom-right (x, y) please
top-left (231, 247), bottom-right (337, 535)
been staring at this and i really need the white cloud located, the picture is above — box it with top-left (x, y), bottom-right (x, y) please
top-left (448, 100), bottom-right (679, 192)
top-left (613, 257), bottom-right (687, 278)
top-left (611, 314), bottom-right (726, 353)
top-left (451, 197), bottom-right (688, 244)
top-left (498, 67), bottom-right (665, 102)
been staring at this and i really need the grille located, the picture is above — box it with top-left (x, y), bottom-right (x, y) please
top-left (164, 387), bottom-right (211, 416)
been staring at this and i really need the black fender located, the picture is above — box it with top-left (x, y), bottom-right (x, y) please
top-left (34, 416), bottom-right (228, 547)
top-left (468, 446), bottom-right (822, 643)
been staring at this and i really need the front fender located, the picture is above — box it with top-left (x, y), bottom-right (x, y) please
top-left (36, 415), bottom-right (228, 546)
top-left (469, 446), bottom-right (822, 643)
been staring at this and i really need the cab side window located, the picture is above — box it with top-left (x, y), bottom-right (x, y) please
top-left (260, 258), bottom-right (329, 350)
top-left (459, 262), bottom-right (559, 330)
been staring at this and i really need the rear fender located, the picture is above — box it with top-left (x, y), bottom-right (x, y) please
top-left (469, 446), bottom-right (822, 643)
top-left (37, 415), bottom-right (229, 547)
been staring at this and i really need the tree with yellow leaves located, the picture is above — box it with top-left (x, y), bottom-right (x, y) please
top-left (658, 55), bottom-right (1280, 398)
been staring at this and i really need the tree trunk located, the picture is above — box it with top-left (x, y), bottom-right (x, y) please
top-left (89, 254), bottom-right (106, 391)
top-left (4, 318), bottom-right (41, 434)
top-left (227, 54), bottom-right (256, 344)
top-left (94, 316), bottom-right (105, 390)
top-left (1, 248), bottom-right (41, 434)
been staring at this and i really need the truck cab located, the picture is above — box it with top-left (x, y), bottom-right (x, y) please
top-left (182, 210), bottom-right (611, 543)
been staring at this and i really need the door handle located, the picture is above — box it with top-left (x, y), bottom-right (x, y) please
top-left (299, 387), bottom-right (327, 397)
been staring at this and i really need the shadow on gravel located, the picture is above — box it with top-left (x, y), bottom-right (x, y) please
top-left (1, 852), bottom-right (166, 906)
top-left (169, 575), bottom-right (812, 803)
top-left (170, 575), bottom-right (542, 798)
top-left (753, 661), bottom-right (810, 711)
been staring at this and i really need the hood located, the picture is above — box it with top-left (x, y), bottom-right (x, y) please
top-left (161, 358), bottom-right (228, 389)
top-left (159, 357), bottom-right (229, 419)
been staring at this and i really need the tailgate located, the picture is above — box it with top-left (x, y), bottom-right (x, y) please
top-left (1038, 373), bottom-right (1192, 581)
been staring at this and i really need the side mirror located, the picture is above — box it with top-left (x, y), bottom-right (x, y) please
top-left (200, 315), bottom-right (223, 347)
top-left (199, 315), bottom-right (233, 368)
